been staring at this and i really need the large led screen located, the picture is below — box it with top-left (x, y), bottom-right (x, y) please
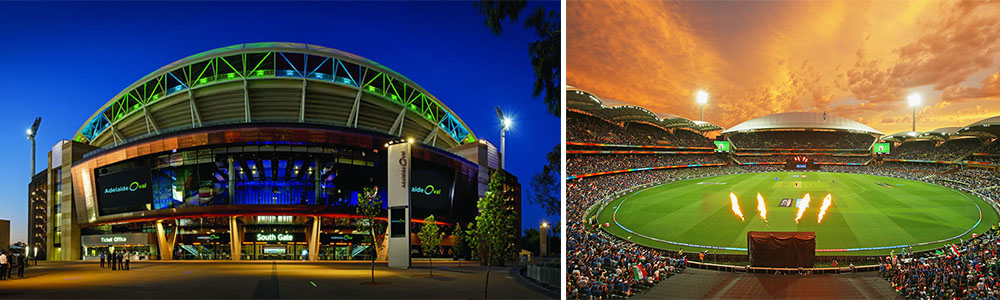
top-left (873, 143), bottom-right (891, 154)
top-left (96, 166), bottom-right (154, 216)
top-left (409, 159), bottom-right (455, 220)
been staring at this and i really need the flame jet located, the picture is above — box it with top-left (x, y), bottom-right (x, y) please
top-left (817, 194), bottom-right (833, 223)
top-left (729, 192), bottom-right (744, 221)
top-left (756, 192), bottom-right (767, 222)
top-left (794, 193), bottom-right (811, 224)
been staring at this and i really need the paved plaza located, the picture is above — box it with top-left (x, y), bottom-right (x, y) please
top-left (0, 260), bottom-right (555, 299)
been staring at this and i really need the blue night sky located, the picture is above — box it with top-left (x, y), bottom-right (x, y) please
top-left (0, 1), bottom-right (560, 244)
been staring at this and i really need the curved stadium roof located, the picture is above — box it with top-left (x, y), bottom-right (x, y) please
top-left (958, 115), bottom-right (1000, 137)
top-left (721, 112), bottom-right (882, 135)
top-left (566, 86), bottom-right (722, 133)
top-left (75, 42), bottom-right (475, 149)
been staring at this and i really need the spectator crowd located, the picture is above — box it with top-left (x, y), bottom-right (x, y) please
top-left (568, 112), bottom-right (715, 147)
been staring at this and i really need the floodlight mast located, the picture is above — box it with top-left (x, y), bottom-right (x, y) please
top-left (27, 117), bottom-right (41, 177)
top-left (908, 94), bottom-right (921, 132)
top-left (495, 106), bottom-right (509, 170)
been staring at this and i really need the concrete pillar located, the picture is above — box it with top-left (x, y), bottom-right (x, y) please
top-left (227, 157), bottom-right (235, 204)
top-left (155, 220), bottom-right (177, 260)
top-left (313, 158), bottom-right (321, 205)
top-left (540, 224), bottom-right (549, 257)
top-left (307, 216), bottom-right (321, 261)
top-left (229, 216), bottom-right (241, 260)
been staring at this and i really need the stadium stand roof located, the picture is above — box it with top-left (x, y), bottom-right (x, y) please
top-left (721, 112), bottom-right (882, 135)
top-left (919, 127), bottom-right (962, 140)
top-left (566, 86), bottom-right (723, 133)
top-left (880, 131), bottom-right (924, 142)
top-left (958, 115), bottom-right (1000, 137)
top-left (74, 42), bottom-right (475, 148)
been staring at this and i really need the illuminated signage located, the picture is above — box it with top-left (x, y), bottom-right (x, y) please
top-left (410, 185), bottom-right (442, 196)
top-left (256, 233), bottom-right (293, 242)
top-left (263, 247), bottom-right (286, 254)
top-left (103, 181), bottom-right (148, 194)
top-left (95, 166), bottom-right (153, 216)
top-left (82, 233), bottom-right (154, 246)
top-left (196, 234), bottom-right (221, 240)
top-left (100, 236), bottom-right (128, 243)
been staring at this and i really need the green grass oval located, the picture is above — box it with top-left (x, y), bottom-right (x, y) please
top-left (597, 172), bottom-right (999, 256)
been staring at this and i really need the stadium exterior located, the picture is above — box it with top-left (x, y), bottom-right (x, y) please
top-left (43, 42), bottom-right (516, 262)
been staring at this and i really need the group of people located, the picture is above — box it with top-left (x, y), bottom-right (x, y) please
top-left (727, 130), bottom-right (875, 149)
top-left (735, 154), bottom-right (869, 164)
top-left (887, 139), bottom-right (986, 161)
top-left (567, 166), bottom-right (755, 298)
top-left (0, 251), bottom-right (26, 280)
top-left (567, 154), bottom-right (724, 175)
top-left (567, 111), bottom-right (715, 147)
top-left (881, 226), bottom-right (1000, 299)
top-left (99, 251), bottom-right (131, 271)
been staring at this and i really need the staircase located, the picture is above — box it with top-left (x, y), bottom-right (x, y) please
top-left (953, 140), bottom-right (989, 163)
top-left (178, 244), bottom-right (199, 256)
top-left (351, 245), bottom-right (369, 258)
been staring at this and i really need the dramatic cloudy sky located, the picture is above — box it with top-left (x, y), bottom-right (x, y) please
top-left (568, 0), bottom-right (1000, 134)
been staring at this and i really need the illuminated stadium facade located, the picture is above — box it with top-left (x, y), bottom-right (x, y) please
top-left (44, 42), bottom-right (509, 262)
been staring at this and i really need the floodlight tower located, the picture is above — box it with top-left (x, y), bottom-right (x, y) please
top-left (908, 94), bottom-right (921, 132)
top-left (27, 117), bottom-right (41, 177)
top-left (696, 90), bottom-right (709, 121)
top-left (495, 106), bottom-right (512, 170)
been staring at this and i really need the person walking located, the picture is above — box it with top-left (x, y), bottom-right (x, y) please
top-left (110, 252), bottom-right (117, 271)
top-left (100, 251), bottom-right (105, 268)
top-left (124, 251), bottom-right (130, 270)
top-left (16, 254), bottom-right (25, 278)
top-left (118, 252), bottom-right (124, 270)
top-left (0, 251), bottom-right (7, 280)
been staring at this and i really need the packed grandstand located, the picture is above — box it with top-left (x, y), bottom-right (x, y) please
top-left (566, 87), bottom-right (1000, 299)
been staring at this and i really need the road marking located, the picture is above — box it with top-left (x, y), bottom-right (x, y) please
top-left (396, 274), bottom-right (410, 279)
top-left (309, 281), bottom-right (317, 287)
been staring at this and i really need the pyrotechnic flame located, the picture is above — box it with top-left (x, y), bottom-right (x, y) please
top-left (756, 192), bottom-right (767, 222)
top-left (729, 192), bottom-right (744, 222)
top-left (795, 193), bottom-right (811, 224)
top-left (817, 194), bottom-right (833, 223)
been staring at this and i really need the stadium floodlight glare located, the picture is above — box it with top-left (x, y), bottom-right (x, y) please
top-left (908, 94), bottom-right (921, 131)
top-left (695, 90), bottom-right (709, 121)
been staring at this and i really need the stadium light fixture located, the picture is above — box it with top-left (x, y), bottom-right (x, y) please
top-left (908, 94), bottom-right (921, 131)
top-left (695, 90), bottom-right (709, 121)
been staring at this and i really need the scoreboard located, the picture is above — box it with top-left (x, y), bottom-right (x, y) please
top-left (785, 156), bottom-right (818, 170)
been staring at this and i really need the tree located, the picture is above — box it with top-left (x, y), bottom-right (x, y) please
top-left (470, 171), bottom-right (519, 298)
top-left (522, 228), bottom-right (540, 255)
top-left (355, 186), bottom-right (386, 285)
top-left (418, 215), bottom-right (443, 277)
top-left (474, 0), bottom-right (527, 35)
top-left (529, 145), bottom-right (560, 216)
top-left (452, 222), bottom-right (468, 262)
top-left (475, 0), bottom-right (560, 116)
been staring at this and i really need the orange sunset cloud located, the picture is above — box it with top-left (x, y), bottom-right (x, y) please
top-left (567, 0), bottom-right (1000, 134)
